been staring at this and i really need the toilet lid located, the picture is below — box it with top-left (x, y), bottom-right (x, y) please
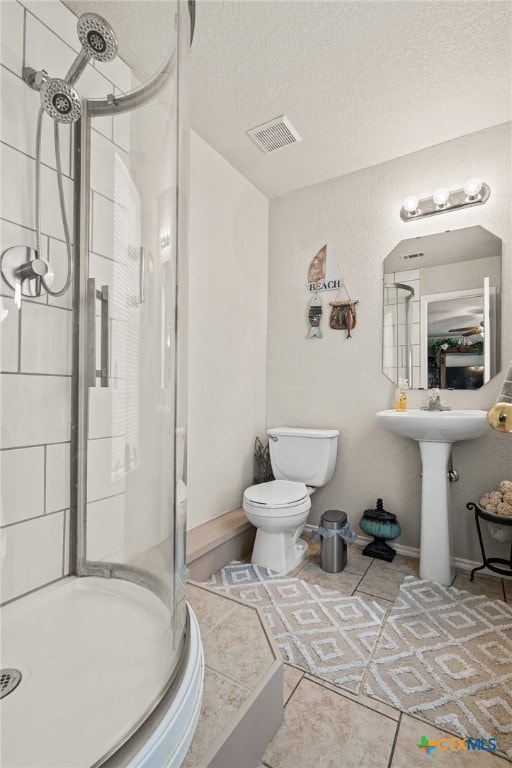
top-left (244, 480), bottom-right (308, 507)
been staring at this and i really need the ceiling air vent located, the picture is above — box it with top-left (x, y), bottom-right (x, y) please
top-left (247, 115), bottom-right (302, 154)
top-left (401, 252), bottom-right (424, 260)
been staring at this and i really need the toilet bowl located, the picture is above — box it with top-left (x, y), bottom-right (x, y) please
top-left (243, 480), bottom-right (312, 574)
top-left (243, 426), bottom-right (339, 574)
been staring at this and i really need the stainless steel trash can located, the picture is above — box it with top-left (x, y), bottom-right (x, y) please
top-left (320, 510), bottom-right (348, 573)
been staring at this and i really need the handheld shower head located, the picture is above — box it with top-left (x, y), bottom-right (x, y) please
top-left (37, 13), bottom-right (118, 123)
top-left (40, 78), bottom-right (82, 123)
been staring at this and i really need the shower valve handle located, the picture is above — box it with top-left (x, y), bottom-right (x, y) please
top-left (13, 258), bottom-right (49, 305)
top-left (14, 258), bottom-right (48, 281)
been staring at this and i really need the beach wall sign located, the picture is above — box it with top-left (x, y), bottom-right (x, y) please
top-left (307, 244), bottom-right (344, 292)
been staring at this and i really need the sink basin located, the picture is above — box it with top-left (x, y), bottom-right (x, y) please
top-left (377, 409), bottom-right (488, 443)
top-left (377, 408), bottom-right (488, 586)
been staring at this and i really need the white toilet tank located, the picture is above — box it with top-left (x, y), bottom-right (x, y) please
top-left (267, 427), bottom-right (339, 487)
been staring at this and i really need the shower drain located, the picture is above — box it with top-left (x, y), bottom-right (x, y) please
top-left (0, 669), bottom-right (22, 699)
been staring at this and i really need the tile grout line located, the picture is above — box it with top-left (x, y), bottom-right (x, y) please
top-left (1, 491), bottom-right (125, 531)
top-left (62, 509), bottom-right (67, 576)
top-left (202, 662), bottom-right (253, 696)
top-left (87, 491), bottom-right (126, 507)
top-left (22, 5), bottom-right (27, 71)
top-left (387, 711), bottom-right (402, 768)
top-left (1, 572), bottom-right (68, 608)
top-left (21, 1), bottom-right (81, 57)
top-left (1, 137), bottom-right (128, 206)
top-left (1, 139), bottom-right (75, 183)
top-left (43, 444), bottom-right (47, 514)
top-left (283, 666), bottom-right (303, 706)
top-left (17, 298), bottom-right (22, 372)
top-left (1, 214), bottom-right (69, 245)
top-left (356, 586), bottom-right (400, 603)
top-left (302, 673), bottom-right (400, 724)
top-left (1, 439), bottom-right (70, 452)
top-left (193, 601), bottom-right (240, 641)
top-left (1, 505), bottom-right (68, 530)
top-left (45, 235), bottom-right (50, 305)
top-left (90, 190), bottom-right (95, 254)
top-left (1, 371), bottom-right (73, 377)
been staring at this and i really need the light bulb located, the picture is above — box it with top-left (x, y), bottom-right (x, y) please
top-left (403, 195), bottom-right (419, 213)
top-left (464, 177), bottom-right (482, 198)
top-left (433, 188), bottom-right (450, 206)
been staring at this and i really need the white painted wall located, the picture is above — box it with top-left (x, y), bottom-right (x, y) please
top-left (187, 131), bottom-right (269, 530)
top-left (267, 123), bottom-right (511, 564)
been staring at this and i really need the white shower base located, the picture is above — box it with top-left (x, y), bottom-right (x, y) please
top-left (1, 576), bottom-right (203, 768)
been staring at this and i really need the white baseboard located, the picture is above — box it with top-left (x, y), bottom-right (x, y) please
top-left (305, 525), bottom-right (510, 581)
top-left (356, 534), bottom-right (512, 581)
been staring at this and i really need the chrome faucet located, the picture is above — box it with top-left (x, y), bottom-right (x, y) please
top-left (421, 388), bottom-right (451, 411)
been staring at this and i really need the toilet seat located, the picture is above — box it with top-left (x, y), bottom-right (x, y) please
top-left (243, 480), bottom-right (311, 520)
top-left (244, 480), bottom-right (309, 508)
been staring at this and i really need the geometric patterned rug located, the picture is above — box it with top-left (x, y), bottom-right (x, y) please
top-left (363, 575), bottom-right (512, 761)
top-left (207, 561), bottom-right (386, 694)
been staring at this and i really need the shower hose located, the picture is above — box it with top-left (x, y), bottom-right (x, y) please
top-left (35, 106), bottom-right (73, 296)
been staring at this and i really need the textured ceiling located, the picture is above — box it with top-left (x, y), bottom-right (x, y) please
top-left (190, 0), bottom-right (512, 198)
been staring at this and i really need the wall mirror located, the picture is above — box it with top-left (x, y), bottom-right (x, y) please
top-left (382, 225), bottom-right (502, 390)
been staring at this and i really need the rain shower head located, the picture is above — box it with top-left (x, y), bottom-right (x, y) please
top-left (35, 12), bottom-right (118, 123)
top-left (77, 13), bottom-right (118, 63)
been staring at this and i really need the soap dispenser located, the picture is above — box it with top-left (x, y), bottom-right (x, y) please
top-left (395, 378), bottom-right (408, 412)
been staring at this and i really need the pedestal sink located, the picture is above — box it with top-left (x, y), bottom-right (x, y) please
top-left (377, 409), bottom-right (488, 585)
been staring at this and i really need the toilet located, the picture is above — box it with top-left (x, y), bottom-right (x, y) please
top-left (243, 427), bottom-right (339, 574)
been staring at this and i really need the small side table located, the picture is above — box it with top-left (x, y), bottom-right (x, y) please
top-left (466, 501), bottom-right (512, 581)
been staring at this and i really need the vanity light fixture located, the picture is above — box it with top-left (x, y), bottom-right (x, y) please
top-left (400, 179), bottom-right (490, 221)
top-left (160, 227), bottom-right (171, 249)
top-left (432, 188), bottom-right (449, 207)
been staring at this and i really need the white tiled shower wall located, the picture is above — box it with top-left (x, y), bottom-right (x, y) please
top-left (0, 0), bottom-right (132, 603)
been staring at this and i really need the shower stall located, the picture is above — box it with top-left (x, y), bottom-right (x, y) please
top-left (0, 1), bottom-right (202, 766)
top-left (382, 282), bottom-right (415, 386)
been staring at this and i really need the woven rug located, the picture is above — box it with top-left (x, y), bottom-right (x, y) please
top-left (364, 575), bottom-right (512, 760)
top-left (207, 561), bottom-right (386, 694)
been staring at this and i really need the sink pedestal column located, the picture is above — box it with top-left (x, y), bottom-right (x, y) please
top-left (418, 440), bottom-right (454, 586)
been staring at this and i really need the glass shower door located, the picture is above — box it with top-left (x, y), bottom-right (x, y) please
top-left (74, 0), bottom-right (188, 718)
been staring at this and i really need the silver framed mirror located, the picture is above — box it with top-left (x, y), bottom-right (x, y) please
top-left (382, 225), bottom-right (502, 390)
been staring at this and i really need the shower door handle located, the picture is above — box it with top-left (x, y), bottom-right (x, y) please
top-left (98, 285), bottom-right (109, 387)
top-left (87, 278), bottom-right (110, 388)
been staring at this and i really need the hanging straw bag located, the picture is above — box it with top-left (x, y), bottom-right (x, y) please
top-left (329, 300), bottom-right (357, 331)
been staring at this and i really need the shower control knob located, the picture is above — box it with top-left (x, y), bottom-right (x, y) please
top-left (14, 258), bottom-right (49, 280)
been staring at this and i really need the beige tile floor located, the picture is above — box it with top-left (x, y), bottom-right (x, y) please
top-left (184, 583), bottom-right (278, 768)
top-left (218, 535), bottom-right (511, 768)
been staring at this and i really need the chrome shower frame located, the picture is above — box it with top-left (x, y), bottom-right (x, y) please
top-left (71, 59), bottom-right (179, 586)
top-left (386, 282), bottom-right (415, 386)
